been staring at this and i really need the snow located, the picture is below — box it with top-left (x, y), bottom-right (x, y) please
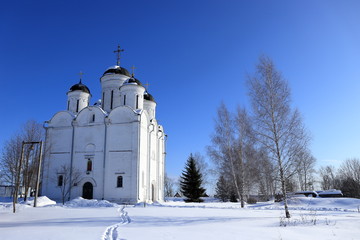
top-left (1, 196), bottom-right (360, 240)
top-left (106, 65), bottom-right (120, 70)
top-left (65, 197), bottom-right (118, 208)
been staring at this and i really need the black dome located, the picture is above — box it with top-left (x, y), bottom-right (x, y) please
top-left (144, 91), bottom-right (155, 102)
top-left (125, 77), bottom-right (143, 86)
top-left (103, 66), bottom-right (131, 77)
top-left (69, 81), bottom-right (91, 94)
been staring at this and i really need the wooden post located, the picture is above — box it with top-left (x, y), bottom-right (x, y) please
top-left (34, 141), bottom-right (43, 207)
top-left (13, 142), bottom-right (25, 213)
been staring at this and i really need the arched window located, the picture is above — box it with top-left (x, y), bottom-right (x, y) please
top-left (110, 90), bottom-right (114, 109)
top-left (76, 99), bottom-right (79, 112)
top-left (136, 95), bottom-right (139, 109)
top-left (58, 175), bottom-right (63, 186)
top-left (87, 159), bottom-right (92, 172)
top-left (90, 114), bottom-right (95, 123)
top-left (102, 92), bottom-right (105, 108)
top-left (117, 176), bottom-right (123, 188)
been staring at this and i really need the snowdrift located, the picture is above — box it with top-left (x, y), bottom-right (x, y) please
top-left (64, 197), bottom-right (119, 208)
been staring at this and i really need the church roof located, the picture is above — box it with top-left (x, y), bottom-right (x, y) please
top-left (144, 91), bottom-right (156, 102)
top-left (69, 81), bottom-right (91, 94)
top-left (124, 76), bottom-right (143, 86)
top-left (103, 65), bottom-right (131, 77)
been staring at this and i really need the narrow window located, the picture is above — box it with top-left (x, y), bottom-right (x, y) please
top-left (123, 95), bottom-right (126, 105)
top-left (110, 90), bottom-right (114, 109)
top-left (58, 175), bottom-right (63, 186)
top-left (90, 114), bottom-right (95, 123)
top-left (117, 176), bottom-right (123, 188)
top-left (102, 92), bottom-right (105, 108)
top-left (76, 99), bottom-right (79, 112)
top-left (136, 95), bottom-right (139, 109)
top-left (67, 100), bottom-right (70, 110)
top-left (87, 159), bottom-right (92, 172)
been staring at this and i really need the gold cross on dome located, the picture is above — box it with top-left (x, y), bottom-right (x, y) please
top-left (144, 81), bottom-right (150, 90)
top-left (131, 65), bottom-right (136, 77)
top-left (113, 44), bottom-right (124, 66)
top-left (79, 71), bottom-right (84, 83)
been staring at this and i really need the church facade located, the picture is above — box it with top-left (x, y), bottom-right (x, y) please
top-left (41, 49), bottom-right (166, 203)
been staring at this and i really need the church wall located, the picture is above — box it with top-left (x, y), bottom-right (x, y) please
top-left (157, 128), bottom-right (166, 201)
top-left (148, 123), bottom-right (159, 201)
top-left (120, 85), bottom-right (145, 110)
top-left (101, 74), bottom-right (129, 112)
top-left (70, 123), bottom-right (106, 200)
top-left (42, 126), bottom-right (73, 201)
top-left (67, 91), bottom-right (90, 113)
top-left (138, 112), bottom-right (149, 202)
top-left (104, 121), bottom-right (139, 203)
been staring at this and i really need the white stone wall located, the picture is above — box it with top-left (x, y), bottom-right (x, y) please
top-left (100, 74), bottom-right (129, 112)
top-left (120, 84), bottom-right (145, 110)
top-left (67, 91), bottom-right (90, 114)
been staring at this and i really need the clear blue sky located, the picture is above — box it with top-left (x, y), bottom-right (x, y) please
top-left (1, 0), bottom-right (360, 179)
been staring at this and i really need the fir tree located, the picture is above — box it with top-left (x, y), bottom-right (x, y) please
top-left (180, 154), bottom-right (206, 202)
top-left (215, 175), bottom-right (229, 202)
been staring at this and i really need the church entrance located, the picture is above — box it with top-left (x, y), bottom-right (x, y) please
top-left (82, 182), bottom-right (93, 199)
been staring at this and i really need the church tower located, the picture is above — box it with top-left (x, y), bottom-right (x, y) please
top-left (100, 45), bottom-right (131, 112)
top-left (66, 79), bottom-right (91, 114)
top-left (120, 76), bottom-right (146, 110)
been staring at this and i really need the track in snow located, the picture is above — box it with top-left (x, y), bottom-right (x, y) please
top-left (102, 206), bottom-right (131, 240)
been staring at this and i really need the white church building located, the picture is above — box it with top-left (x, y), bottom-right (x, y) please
top-left (41, 47), bottom-right (166, 203)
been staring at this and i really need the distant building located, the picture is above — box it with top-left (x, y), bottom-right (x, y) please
top-left (41, 46), bottom-right (166, 203)
top-left (0, 185), bottom-right (14, 197)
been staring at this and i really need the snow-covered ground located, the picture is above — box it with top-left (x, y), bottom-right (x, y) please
top-left (1, 196), bottom-right (360, 240)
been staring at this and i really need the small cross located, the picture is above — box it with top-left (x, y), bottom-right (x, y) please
top-left (144, 81), bottom-right (150, 90)
top-left (79, 71), bottom-right (84, 83)
top-left (131, 65), bottom-right (136, 77)
top-left (113, 44), bottom-right (124, 66)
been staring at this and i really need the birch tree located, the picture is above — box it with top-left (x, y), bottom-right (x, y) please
top-left (208, 103), bottom-right (245, 207)
top-left (247, 56), bottom-right (309, 218)
top-left (295, 150), bottom-right (316, 191)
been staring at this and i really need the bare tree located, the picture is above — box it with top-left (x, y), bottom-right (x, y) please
top-left (1, 134), bottom-right (23, 186)
top-left (338, 158), bottom-right (360, 198)
top-left (55, 165), bottom-right (82, 204)
top-left (192, 152), bottom-right (210, 185)
top-left (208, 103), bottom-right (245, 207)
top-left (318, 165), bottom-right (337, 190)
top-left (338, 158), bottom-right (360, 183)
top-left (234, 106), bottom-right (255, 206)
top-left (295, 150), bottom-right (316, 191)
top-left (0, 120), bottom-right (44, 201)
top-left (164, 173), bottom-right (175, 197)
top-left (247, 56), bottom-right (309, 218)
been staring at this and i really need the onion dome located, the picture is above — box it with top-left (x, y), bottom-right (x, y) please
top-left (103, 65), bottom-right (131, 77)
top-left (144, 91), bottom-right (155, 102)
top-left (124, 76), bottom-right (143, 86)
top-left (69, 81), bottom-right (91, 94)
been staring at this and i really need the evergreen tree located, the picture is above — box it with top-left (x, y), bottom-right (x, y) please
top-left (215, 175), bottom-right (229, 202)
top-left (180, 154), bottom-right (206, 202)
